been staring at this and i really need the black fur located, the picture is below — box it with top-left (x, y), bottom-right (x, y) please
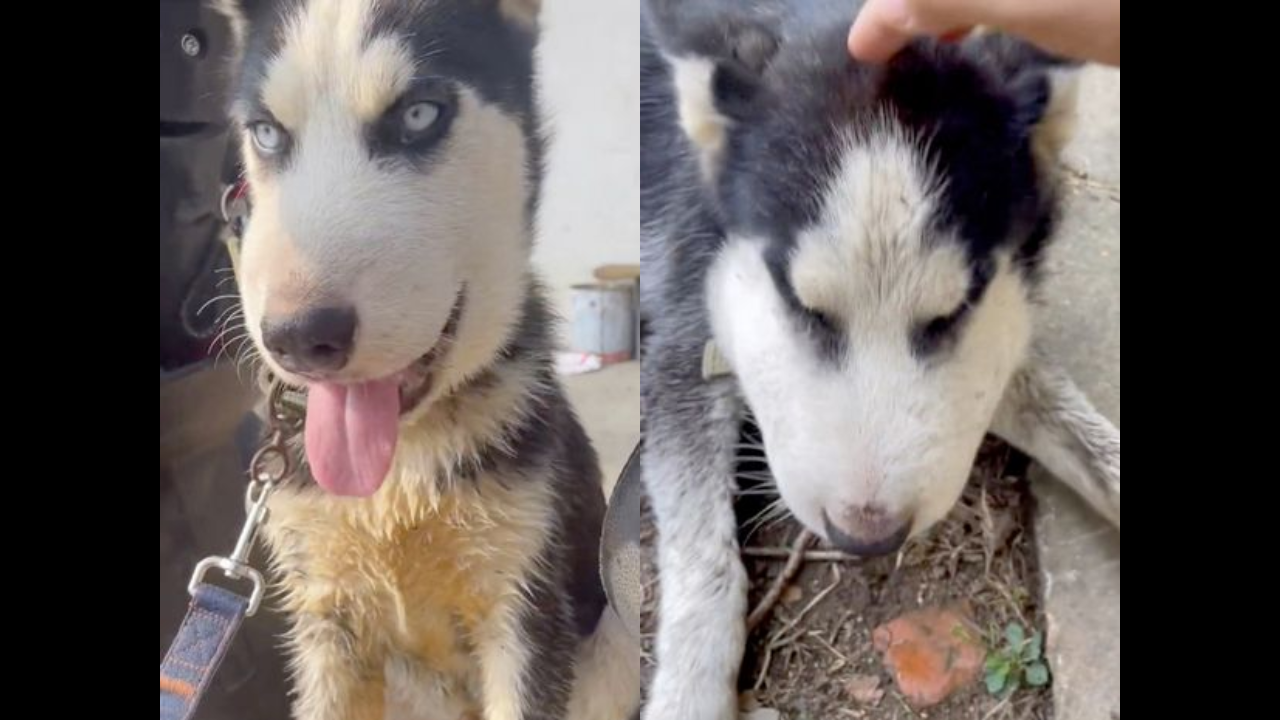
top-left (447, 288), bottom-right (609, 640)
top-left (232, 0), bottom-right (545, 220)
top-left (640, 3), bottom-right (1083, 711)
top-left (224, 3), bottom-right (606, 716)
top-left (713, 29), bottom-right (1061, 280)
top-left (366, 79), bottom-right (460, 167)
top-left (644, 0), bottom-right (1068, 368)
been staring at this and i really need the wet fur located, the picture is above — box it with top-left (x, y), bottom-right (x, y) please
top-left (639, 1), bottom-right (1118, 717)
top-left (213, 1), bottom-right (640, 718)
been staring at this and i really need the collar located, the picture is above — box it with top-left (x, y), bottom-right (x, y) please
top-left (701, 340), bottom-right (733, 380)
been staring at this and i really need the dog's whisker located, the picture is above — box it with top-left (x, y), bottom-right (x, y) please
top-left (209, 320), bottom-right (247, 353)
top-left (212, 314), bottom-right (245, 338)
top-left (225, 333), bottom-right (251, 363)
top-left (216, 315), bottom-right (245, 337)
top-left (733, 488), bottom-right (781, 497)
top-left (216, 314), bottom-right (245, 336)
top-left (740, 498), bottom-right (786, 536)
top-left (216, 302), bottom-right (244, 322)
top-left (235, 353), bottom-right (263, 386)
top-left (212, 338), bottom-right (237, 367)
top-left (196, 293), bottom-right (243, 316)
top-left (739, 498), bottom-right (791, 545)
top-left (208, 324), bottom-right (244, 356)
top-left (210, 331), bottom-right (244, 361)
top-left (231, 336), bottom-right (260, 381)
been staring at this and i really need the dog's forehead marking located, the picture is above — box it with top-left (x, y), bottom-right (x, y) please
top-left (262, 0), bottom-right (416, 128)
top-left (789, 127), bottom-right (970, 320)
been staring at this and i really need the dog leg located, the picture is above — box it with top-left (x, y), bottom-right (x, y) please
top-left (477, 571), bottom-right (580, 720)
top-left (384, 653), bottom-right (477, 720)
top-left (991, 352), bottom-right (1120, 527)
top-left (287, 614), bottom-right (386, 720)
top-left (642, 364), bottom-right (745, 720)
top-left (565, 607), bottom-right (641, 720)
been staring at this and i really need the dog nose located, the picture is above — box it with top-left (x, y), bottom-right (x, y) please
top-left (262, 306), bottom-right (357, 374)
top-left (822, 506), bottom-right (911, 557)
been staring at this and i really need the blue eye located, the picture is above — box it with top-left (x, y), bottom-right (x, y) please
top-left (402, 102), bottom-right (440, 136)
top-left (399, 101), bottom-right (445, 142)
top-left (250, 121), bottom-right (287, 154)
top-left (373, 82), bottom-right (456, 158)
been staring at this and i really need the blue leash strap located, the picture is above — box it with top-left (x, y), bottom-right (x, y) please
top-left (160, 584), bottom-right (251, 720)
top-left (160, 381), bottom-right (303, 719)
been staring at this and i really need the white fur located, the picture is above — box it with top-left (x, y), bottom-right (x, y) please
top-left (220, 2), bottom-right (639, 719)
top-left (992, 354), bottom-right (1121, 527)
top-left (233, 0), bottom-right (532, 394)
top-left (707, 130), bottom-right (1033, 541)
top-left (239, 76), bottom-right (530, 393)
top-left (384, 655), bottom-right (474, 720)
top-left (476, 594), bottom-right (536, 720)
top-left (565, 608), bottom-right (642, 720)
top-left (643, 404), bottom-right (747, 720)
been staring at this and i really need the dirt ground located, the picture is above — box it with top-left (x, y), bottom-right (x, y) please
top-left (641, 428), bottom-right (1052, 720)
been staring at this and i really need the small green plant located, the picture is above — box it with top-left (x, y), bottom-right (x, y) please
top-left (984, 622), bottom-right (1050, 697)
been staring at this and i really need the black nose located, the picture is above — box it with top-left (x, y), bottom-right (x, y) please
top-left (823, 507), bottom-right (911, 557)
top-left (262, 306), bottom-right (357, 374)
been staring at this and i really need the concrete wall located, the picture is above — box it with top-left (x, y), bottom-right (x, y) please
top-left (533, 0), bottom-right (640, 344)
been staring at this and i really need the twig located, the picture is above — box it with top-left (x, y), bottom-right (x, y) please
top-left (768, 627), bottom-right (808, 651)
top-left (752, 642), bottom-right (774, 692)
top-left (746, 529), bottom-right (814, 631)
top-left (769, 564), bottom-right (842, 642)
top-left (743, 547), bottom-right (861, 561)
top-left (829, 609), bottom-right (856, 645)
top-left (981, 694), bottom-right (1013, 720)
top-left (808, 629), bottom-right (849, 664)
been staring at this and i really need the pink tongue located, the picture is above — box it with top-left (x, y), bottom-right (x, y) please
top-left (304, 379), bottom-right (401, 497)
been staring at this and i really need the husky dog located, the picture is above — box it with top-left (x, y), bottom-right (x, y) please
top-left (639, 1), bottom-right (1119, 717)
top-left (211, 1), bottom-right (639, 718)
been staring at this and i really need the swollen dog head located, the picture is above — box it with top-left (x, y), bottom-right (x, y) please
top-left (684, 19), bottom-right (1076, 553)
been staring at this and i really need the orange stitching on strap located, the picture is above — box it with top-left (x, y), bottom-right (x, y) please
top-left (160, 674), bottom-right (196, 698)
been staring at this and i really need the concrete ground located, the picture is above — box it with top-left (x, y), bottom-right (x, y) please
top-left (1031, 66), bottom-right (1121, 720)
top-left (562, 360), bottom-right (641, 497)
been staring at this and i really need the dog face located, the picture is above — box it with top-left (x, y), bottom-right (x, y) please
top-left (215, 0), bottom-right (542, 495)
top-left (695, 26), bottom-right (1074, 554)
top-left (225, 0), bottom-right (538, 393)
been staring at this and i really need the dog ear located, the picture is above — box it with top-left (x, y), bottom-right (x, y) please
top-left (672, 22), bottom-right (778, 182)
top-left (1017, 67), bottom-right (1079, 163)
top-left (207, 0), bottom-right (249, 57)
top-left (710, 24), bottom-right (777, 123)
top-left (496, 0), bottom-right (541, 29)
top-left (965, 32), bottom-right (1081, 161)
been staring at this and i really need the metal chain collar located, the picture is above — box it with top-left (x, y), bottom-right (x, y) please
top-left (186, 379), bottom-right (304, 615)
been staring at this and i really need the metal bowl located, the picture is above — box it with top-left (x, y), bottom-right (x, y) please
top-left (600, 441), bottom-right (643, 641)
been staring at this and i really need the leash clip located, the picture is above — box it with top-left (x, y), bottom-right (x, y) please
top-left (186, 380), bottom-right (302, 617)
